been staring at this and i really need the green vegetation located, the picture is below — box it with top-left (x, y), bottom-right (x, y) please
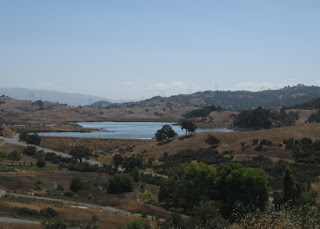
top-left (156, 148), bottom-right (232, 174)
top-left (233, 107), bottom-right (298, 129)
top-left (7, 150), bottom-right (20, 165)
top-left (0, 151), bottom-right (6, 164)
top-left (205, 134), bottom-right (220, 148)
top-left (183, 105), bottom-right (222, 118)
top-left (293, 97), bottom-right (320, 109)
top-left (107, 173), bottom-right (134, 194)
top-left (19, 131), bottom-right (41, 145)
top-left (308, 110), bottom-right (320, 123)
top-left (155, 124), bottom-right (177, 141)
top-left (69, 146), bottom-right (91, 163)
top-left (70, 174), bottom-right (84, 192)
top-left (23, 146), bottom-right (37, 156)
top-left (180, 119), bottom-right (197, 135)
top-left (159, 162), bottom-right (269, 217)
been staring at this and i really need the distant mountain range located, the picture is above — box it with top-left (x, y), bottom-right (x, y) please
top-left (0, 88), bottom-right (110, 106)
top-left (2, 85), bottom-right (320, 110)
top-left (97, 84), bottom-right (320, 111)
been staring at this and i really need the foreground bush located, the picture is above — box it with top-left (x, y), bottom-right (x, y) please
top-left (107, 174), bottom-right (134, 194)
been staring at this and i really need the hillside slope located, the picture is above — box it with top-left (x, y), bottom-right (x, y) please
top-left (113, 85), bottom-right (320, 111)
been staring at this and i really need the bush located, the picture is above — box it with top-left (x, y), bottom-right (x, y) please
top-left (23, 146), bottom-right (37, 156)
top-left (64, 190), bottom-right (74, 197)
top-left (19, 132), bottom-right (41, 145)
top-left (107, 174), bottom-right (134, 194)
top-left (36, 159), bottom-right (46, 168)
top-left (40, 207), bottom-right (58, 217)
top-left (70, 175), bottom-right (83, 192)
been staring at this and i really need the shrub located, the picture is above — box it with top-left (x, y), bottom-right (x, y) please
top-left (36, 159), bottom-right (46, 168)
top-left (23, 146), bottom-right (37, 156)
top-left (70, 175), bottom-right (83, 192)
top-left (107, 174), bottom-right (134, 194)
top-left (40, 207), bottom-right (58, 217)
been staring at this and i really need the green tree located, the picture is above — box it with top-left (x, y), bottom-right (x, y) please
top-left (7, 150), bottom-right (20, 165)
top-left (123, 155), bottom-right (143, 172)
top-left (155, 125), bottom-right (177, 141)
top-left (20, 132), bottom-right (41, 145)
top-left (180, 119), bottom-right (197, 135)
top-left (131, 166), bottom-right (141, 182)
top-left (191, 201), bottom-right (226, 229)
top-left (158, 162), bottom-right (216, 209)
top-left (214, 163), bottom-right (269, 217)
top-left (69, 146), bottom-right (91, 163)
top-left (159, 213), bottom-right (188, 229)
top-left (122, 219), bottom-right (151, 229)
top-left (36, 159), bottom-right (46, 168)
top-left (0, 151), bottom-right (6, 165)
top-left (283, 166), bottom-right (295, 203)
top-left (205, 134), bottom-right (220, 148)
top-left (112, 153), bottom-right (123, 169)
top-left (23, 146), bottom-right (37, 156)
top-left (70, 175), bottom-right (84, 192)
top-left (107, 174), bottom-right (134, 194)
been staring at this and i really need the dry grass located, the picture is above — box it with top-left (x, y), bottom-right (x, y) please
top-left (0, 97), bottom-right (193, 125)
top-left (39, 123), bottom-right (320, 165)
top-left (0, 197), bottom-right (139, 229)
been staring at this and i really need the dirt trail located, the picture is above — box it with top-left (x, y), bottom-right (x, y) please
top-left (0, 216), bottom-right (40, 225)
top-left (7, 192), bottom-right (138, 216)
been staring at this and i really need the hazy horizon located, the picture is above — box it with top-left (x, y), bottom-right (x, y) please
top-left (1, 1), bottom-right (319, 100)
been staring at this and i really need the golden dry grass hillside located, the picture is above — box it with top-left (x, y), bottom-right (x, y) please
top-left (0, 97), bottom-right (196, 124)
top-left (40, 123), bottom-right (320, 165)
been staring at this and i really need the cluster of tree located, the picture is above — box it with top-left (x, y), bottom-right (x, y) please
top-left (159, 162), bottom-right (269, 218)
top-left (155, 124), bottom-right (177, 141)
top-left (156, 148), bottom-right (232, 174)
top-left (19, 131), bottom-right (41, 145)
top-left (292, 97), bottom-right (320, 109)
top-left (17, 207), bottom-right (58, 218)
top-left (180, 119), bottom-right (197, 135)
top-left (69, 146), bottom-right (91, 163)
top-left (308, 110), bottom-right (320, 123)
top-left (107, 173), bottom-right (134, 194)
top-left (182, 105), bottom-right (223, 118)
top-left (205, 134), bottom-right (220, 148)
top-left (0, 150), bottom-right (20, 165)
top-left (273, 165), bottom-right (318, 209)
top-left (45, 152), bottom-right (75, 164)
top-left (233, 107), bottom-right (298, 130)
top-left (283, 137), bottom-right (320, 161)
top-left (111, 154), bottom-right (143, 172)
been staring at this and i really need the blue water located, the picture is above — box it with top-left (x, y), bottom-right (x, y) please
top-left (39, 122), bottom-right (234, 139)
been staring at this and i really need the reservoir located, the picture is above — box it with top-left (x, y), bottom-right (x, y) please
top-left (39, 122), bottom-right (234, 139)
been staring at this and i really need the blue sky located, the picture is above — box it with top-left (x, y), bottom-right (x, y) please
top-left (1, 1), bottom-right (319, 100)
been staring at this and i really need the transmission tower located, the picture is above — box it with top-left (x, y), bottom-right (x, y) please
top-left (28, 92), bottom-right (35, 102)
top-left (88, 98), bottom-right (93, 106)
top-left (161, 90), bottom-right (165, 97)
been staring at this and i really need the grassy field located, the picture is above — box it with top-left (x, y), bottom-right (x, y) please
top-left (39, 123), bottom-right (320, 165)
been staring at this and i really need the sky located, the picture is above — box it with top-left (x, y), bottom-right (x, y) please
top-left (1, 1), bottom-right (320, 100)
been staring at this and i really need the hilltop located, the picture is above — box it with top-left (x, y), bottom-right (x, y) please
top-left (95, 84), bottom-right (320, 111)
top-left (0, 97), bottom-right (194, 124)
top-left (0, 87), bottom-right (110, 106)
